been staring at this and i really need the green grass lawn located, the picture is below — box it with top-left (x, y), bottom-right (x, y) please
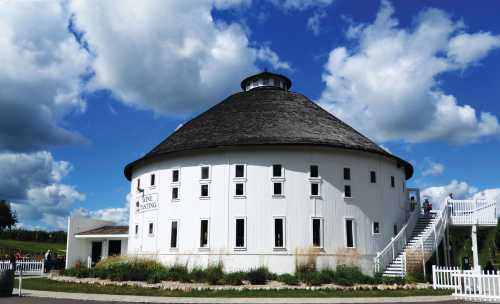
top-left (15, 278), bottom-right (451, 298)
top-left (0, 239), bottom-right (65, 255)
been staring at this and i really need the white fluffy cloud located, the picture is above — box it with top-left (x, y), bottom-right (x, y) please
top-left (318, 1), bottom-right (500, 144)
top-left (0, 1), bottom-right (90, 151)
top-left (270, 0), bottom-right (333, 10)
top-left (69, 0), bottom-right (291, 116)
top-left (307, 11), bottom-right (327, 36)
top-left (421, 159), bottom-right (445, 177)
top-left (0, 151), bottom-right (85, 229)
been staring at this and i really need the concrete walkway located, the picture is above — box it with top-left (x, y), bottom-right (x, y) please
top-left (14, 289), bottom-right (458, 303)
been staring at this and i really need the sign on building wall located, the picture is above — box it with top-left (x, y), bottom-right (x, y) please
top-left (136, 193), bottom-right (158, 213)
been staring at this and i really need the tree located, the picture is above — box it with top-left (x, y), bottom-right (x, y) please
top-left (0, 200), bottom-right (17, 232)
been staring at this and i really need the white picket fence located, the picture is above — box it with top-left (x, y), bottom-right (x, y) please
top-left (0, 259), bottom-right (44, 276)
top-left (433, 265), bottom-right (500, 302)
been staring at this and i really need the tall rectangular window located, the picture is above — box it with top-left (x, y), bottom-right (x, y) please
top-left (344, 185), bottom-right (352, 198)
top-left (172, 187), bottom-right (179, 200)
top-left (235, 183), bottom-right (244, 196)
top-left (312, 218), bottom-right (323, 247)
top-left (137, 178), bottom-right (141, 190)
top-left (311, 183), bottom-right (319, 196)
top-left (393, 224), bottom-right (398, 236)
top-left (170, 221), bottom-right (178, 248)
top-left (235, 165), bottom-right (245, 178)
top-left (345, 219), bottom-right (355, 248)
top-left (135, 224), bottom-right (138, 235)
top-left (172, 170), bottom-right (179, 183)
top-left (373, 222), bottom-right (380, 234)
top-left (235, 218), bottom-right (245, 248)
top-left (310, 165), bottom-right (319, 178)
top-left (391, 176), bottom-right (395, 188)
top-left (273, 182), bottom-right (283, 196)
top-left (200, 220), bottom-right (209, 248)
top-left (201, 166), bottom-right (210, 180)
top-left (148, 222), bottom-right (154, 235)
top-left (200, 184), bottom-right (209, 197)
top-left (344, 168), bottom-right (351, 180)
top-left (274, 218), bottom-right (285, 248)
top-left (150, 174), bottom-right (155, 186)
top-left (370, 171), bottom-right (376, 183)
top-left (272, 164), bottom-right (282, 177)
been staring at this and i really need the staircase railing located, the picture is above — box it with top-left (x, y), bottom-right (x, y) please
top-left (374, 201), bottom-right (420, 274)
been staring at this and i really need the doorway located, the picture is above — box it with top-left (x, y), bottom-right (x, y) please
top-left (91, 241), bottom-right (102, 264)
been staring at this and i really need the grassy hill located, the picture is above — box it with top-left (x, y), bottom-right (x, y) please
top-left (0, 239), bottom-right (65, 256)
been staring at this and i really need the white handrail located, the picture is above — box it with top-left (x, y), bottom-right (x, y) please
top-left (374, 200), bottom-right (421, 274)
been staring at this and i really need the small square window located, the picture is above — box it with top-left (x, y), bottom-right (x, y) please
top-left (150, 174), bottom-right (155, 186)
top-left (272, 164), bottom-right (282, 177)
top-left (235, 165), bottom-right (245, 178)
top-left (201, 184), bottom-right (209, 197)
top-left (172, 170), bottom-right (179, 183)
top-left (311, 183), bottom-right (319, 196)
top-left (391, 176), bottom-right (395, 188)
top-left (370, 171), bottom-right (376, 183)
top-left (310, 165), bottom-right (319, 178)
top-left (201, 166), bottom-right (210, 180)
top-left (172, 187), bottom-right (179, 200)
top-left (373, 222), bottom-right (380, 234)
top-left (235, 183), bottom-right (244, 196)
top-left (344, 185), bottom-right (352, 198)
top-left (148, 223), bottom-right (154, 235)
top-left (344, 168), bottom-right (351, 180)
top-left (273, 182), bottom-right (283, 196)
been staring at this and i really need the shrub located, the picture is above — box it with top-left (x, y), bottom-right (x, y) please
top-left (299, 271), bottom-right (325, 286)
top-left (247, 267), bottom-right (270, 285)
top-left (382, 275), bottom-right (406, 285)
top-left (277, 273), bottom-right (299, 286)
top-left (190, 267), bottom-right (206, 283)
top-left (332, 265), bottom-right (373, 286)
top-left (205, 264), bottom-right (224, 285)
top-left (223, 272), bottom-right (246, 285)
top-left (319, 268), bottom-right (336, 284)
top-left (165, 264), bottom-right (190, 282)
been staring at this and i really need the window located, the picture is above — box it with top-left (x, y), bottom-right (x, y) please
top-left (344, 185), bottom-right (352, 198)
top-left (311, 183), bottom-right (320, 196)
top-left (393, 224), bottom-right (398, 236)
top-left (310, 165), bottom-right (319, 178)
top-left (235, 218), bottom-right (246, 248)
top-left (150, 174), bottom-right (155, 186)
top-left (170, 221), bottom-right (178, 248)
top-left (373, 222), bottom-right (380, 234)
top-left (391, 176), bottom-right (395, 188)
top-left (312, 218), bottom-right (323, 247)
top-left (272, 164), bottom-right (282, 177)
top-left (274, 218), bottom-right (285, 248)
top-left (201, 166), bottom-right (210, 180)
top-left (273, 182), bottom-right (283, 196)
top-left (172, 169), bottom-right (179, 183)
top-left (134, 224), bottom-right (138, 235)
top-left (148, 222), bottom-right (154, 235)
top-left (136, 178), bottom-right (141, 190)
top-left (345, 219), bottom-right (355, 248)
top-left (235, 165), bottom-right (245, 178)
top-left (172, 187), bottom-right (179, 200)
top-left (235, 183), bottom-right (245, 196)
top-left (344, 168), bottom-right (351, 180)
top-left (200, 219), bottom-right (209, 248)
top-left (200, 184), bottom-right (209, 197)
top-left (370, 171), bottom-right (376, 183)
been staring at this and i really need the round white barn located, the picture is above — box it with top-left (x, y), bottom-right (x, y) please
top-left (124, 72), bottom-right (414, 275)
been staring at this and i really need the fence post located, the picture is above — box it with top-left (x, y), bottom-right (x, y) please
top-left (432, 265), bottom-right (436, 289)
top-left (41, 260), bottom-right (45, 275)
top-left (18, 269), bottom-right (22, 297)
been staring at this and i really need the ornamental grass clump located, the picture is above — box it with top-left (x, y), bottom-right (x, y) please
top-left (204, 263), bottom-right (224, 285)
top-left (277, 273), bottom-right (299, 286)
top-left (247, 267), bottom-right (272, 285)
top-left (223, 271), bottom-right (246, 286)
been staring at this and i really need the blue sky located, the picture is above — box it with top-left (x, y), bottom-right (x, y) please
top-left (1, 0), bottom-right (500, 230)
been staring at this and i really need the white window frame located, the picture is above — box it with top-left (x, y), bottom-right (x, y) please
top-left (372, 221), bottom-right (380, 236)
top-left (199, 218), bottom-right (210, 249)
top-left (234, 182), bottom-right (246, 198)
top-left (309, 165), bottom-right (320, 179)
top-left (170, 220), bottom-right (179, 250)
top-left (272, 181), bottom-right (284, 197)
top-left (171, 168), bottom-right (180, 184)
top-left (310, 182), bottom-right (321, 198)
top-left (271, 164), bottom-right (284, 179)
top-left (370, 170), bottom-right (377, 184)
top-left (200, 183), bottom-right (210, 199)
top-left (200, 165), bottom-right (211, 181)
top-left (343, 167), bottom-right (351, 181)
top-left (233, 164), bottom-right (247, 180)
top-left (136, 177), bottom-right (142, 193)
top-left (148, 222), bottom-right (155, 237)
top-left (344, 217), bottom-right (357, 248)
top-left (311, 217), bottom-right (324, 249)
top-left (273, 216), bottom-right (286, 250)
top-left (344, 184), bottom-right (352, 199)
top-left (234, 217), bottom-right (247, 250)
top-left (150, 173), bottom-right (156, 188)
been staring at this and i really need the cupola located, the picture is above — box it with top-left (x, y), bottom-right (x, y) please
top-left (240, 71), bottom-right (292, 92)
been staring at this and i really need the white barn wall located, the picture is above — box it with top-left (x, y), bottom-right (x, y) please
top-left (127, 146), bottom-right (408, 274)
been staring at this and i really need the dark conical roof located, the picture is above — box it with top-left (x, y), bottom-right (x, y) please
top-left (124, 87), bottom-right (413, 180)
